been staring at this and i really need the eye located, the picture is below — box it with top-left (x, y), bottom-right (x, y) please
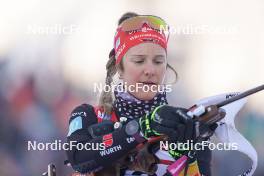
top-left (132, 58), bottom-right (145, 64)
top-left (154, 59), bottom-right (164, 64)
top-left (154, 55), bottom-right (165, 65)
top-left (130, 56), bottom-right (145, 64)
top-left (134, 60), bottom-right (144, 64)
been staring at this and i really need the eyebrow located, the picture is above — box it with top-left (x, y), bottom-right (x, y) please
top-left (129, 54), bottom-right (166, 61)
top-left (130, 54), bottom-right (165, 57)
top-left (154, 55), bottom-right (166, 58)
top-left (130, 55), bottom-right (146, 57)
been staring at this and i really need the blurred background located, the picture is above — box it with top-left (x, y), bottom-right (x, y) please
top-left (0, 0), bottom-right (263, 175)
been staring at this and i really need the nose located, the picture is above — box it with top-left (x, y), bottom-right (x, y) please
top-left (143, 62), bottom-right (155, 77)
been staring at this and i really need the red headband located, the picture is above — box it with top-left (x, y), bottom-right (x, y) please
top-left (114, 23), bottom-right (168, 64)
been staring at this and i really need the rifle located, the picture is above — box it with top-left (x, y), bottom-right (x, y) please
top-left (188, 84), bottom-right (264, 125)
top-left (169, 84), bottom-right (264, 176)
top-left (42, 84), bottom-right (264, 176)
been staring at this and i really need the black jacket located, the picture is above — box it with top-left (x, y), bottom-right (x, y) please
top-left (66, 104), bottom-right (212, 175)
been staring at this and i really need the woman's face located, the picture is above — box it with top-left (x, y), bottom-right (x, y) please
top-left (118, 43), bottom-right (167, 100)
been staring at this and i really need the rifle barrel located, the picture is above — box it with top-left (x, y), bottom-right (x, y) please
top-left (216, 84), bottom-right (264, 108)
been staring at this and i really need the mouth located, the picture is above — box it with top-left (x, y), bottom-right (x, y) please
top-left (140, 81), bottom-right (157, 85)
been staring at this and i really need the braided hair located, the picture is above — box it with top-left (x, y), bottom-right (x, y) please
top-left (98, 12), bottom-right (139, 115)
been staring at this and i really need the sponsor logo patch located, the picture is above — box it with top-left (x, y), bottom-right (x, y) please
top-left (102, 134), bottom-right (113, 148)
top-left (126, 137), bottom-right (135, 143)
top-left (99, 145), bottom-right (122, 157)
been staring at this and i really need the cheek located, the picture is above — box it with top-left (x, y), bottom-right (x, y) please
top-left (157, 66), bottom-right (167, 81)
top-left (123, 66), bottom-right (142, 83)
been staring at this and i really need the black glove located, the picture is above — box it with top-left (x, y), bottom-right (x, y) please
top-left (139, 105), bottom-right (197, 143)
top-left (139, 105), bottom-right (222, 160)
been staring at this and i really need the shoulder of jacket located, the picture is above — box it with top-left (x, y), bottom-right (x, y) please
top-left (70, 104), bottom-right (119, 123)
top-left (69, 103), bottom-right (97, 124)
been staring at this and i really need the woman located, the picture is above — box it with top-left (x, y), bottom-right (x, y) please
top-left (66, 12), bottom-right (217, 176)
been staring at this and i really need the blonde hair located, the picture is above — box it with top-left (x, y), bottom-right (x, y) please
top-left (98, 50), bottom-right (117, 115)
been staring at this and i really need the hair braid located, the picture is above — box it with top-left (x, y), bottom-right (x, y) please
top-left (99, 52), bottom-right (117, 115)
top-left (98, 12), bottom-right (139, 115)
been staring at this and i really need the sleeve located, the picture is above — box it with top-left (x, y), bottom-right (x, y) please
top-left (65, 104), bottom-right (146, 174)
